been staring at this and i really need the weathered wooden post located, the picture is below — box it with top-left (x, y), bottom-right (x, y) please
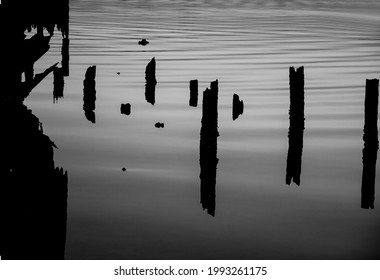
top-left (83, 65), bottom-right (96, 123)
top-left (361, 79), bottom-right (379, 209)
top-left (145, 57), bottom-right (157, 105)
top-left (53, 67), bottom-right (64, 103)
top-left (61, 38), bottom-right (70, 77)
top-left (189, 79), bottom-right (198, 107)
top-left (286, 66), bottom-right (305, 186)
top-left (232, 93), bottom-right (244, 120)
top-left (200, 80), bottom-right (219, 216)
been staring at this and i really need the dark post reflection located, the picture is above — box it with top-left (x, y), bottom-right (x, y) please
top-left (189, 79), bottom-right (198, 107)
top-left (53, 67), bottom-right (64, 103)
top-left (199, 80), bottom-right (219, 217)
top-left (62, 37), bottom-right (70, 77)
top-left (361, 79), bottom-right (379, 209)
top-left (83, 65), bottom-right (97, 123)
top-left (0, 0), bottom-right (69, 259)
top-left (145, 57), bottom-right (157, 105)
top-left (232, 93), bottom-right (244, 120)
top-left (286, 66), bottom-right (305, 186)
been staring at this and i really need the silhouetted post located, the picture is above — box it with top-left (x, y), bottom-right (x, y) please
top-left (145, 57), bottom-right (157, 84)
top-left (200, 80), bottom-right (219, 216)
top-left (83, 66), bottom-right (96, 123)
top-left (53, 67), bottom-right (64, 103)
top-left (120, 103), bottom-right (131, 115)
top-left (232, 93), bottom-right (244, 120)
top-left (145, 57), bottom-right (157, 105)
top-left (361, 79), bottom-right (379, 209)
top-left (189, 79), bottom-right (198, 107)
top-left (286, 66), bottom-right (305, 186)
top-left (61, 38), bottom-right (69, 77)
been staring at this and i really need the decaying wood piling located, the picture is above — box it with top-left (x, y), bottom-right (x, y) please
top-left (62, 38), bottom-right (70, 77)
top-left (145, 57), bottom-right (157, 105)
top-left (83, 65), bottom-right (96, 123)
top-left (53, 67), bottom-right (64, 103)
top-left (189, 79), bottom-right (198, 107)
top-left (200, 80), bottom-right (219, 217)
top-left (361, 79), bottom-right (379, 209)
top-left (232, 93), bottom-right (244, 120)
top-left (286, 66), bottom-right (305, 186)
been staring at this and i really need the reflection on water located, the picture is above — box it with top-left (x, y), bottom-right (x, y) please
top-left (14, 0), bottom-right (380, 259)
top-left (54, 67), bottom-right (64, 103)
top-left (62, 37), bottom-right (70, 76)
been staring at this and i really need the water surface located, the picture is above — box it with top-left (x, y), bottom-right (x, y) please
top-left (26, 0), bottom-right (380, 259)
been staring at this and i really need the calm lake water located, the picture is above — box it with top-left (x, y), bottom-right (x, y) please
top-left (25, 0), bottom-right (380, 259)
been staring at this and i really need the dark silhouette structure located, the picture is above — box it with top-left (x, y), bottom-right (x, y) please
top-left (0, 0), bottom-right (70, 260)
top-left (199, 80), bottom-right (219, 217)
top-left (22, 62), bottom-right (58, 100)
top-left (61, 37), bottom-right (70, 77)
top-left (0, 102), bottom-right (68, 260)
top-left (121, 103), bottom-right (131, 115)
top-left (53, 67), bottom-right (64, 103)
top-left (189, 79), bottom-right (198, 107)
top-left (83, 66), bottom-right (97, 123)
top-left (286, 66), bottom-right (305, 186)
top-left (361, 79), bottom-right (379, 209)
top-left (145, 57), bottom-right (157, 105)
top-left (0, 0), bottom-right (69, 101)
top-left (232, 93), bottom-right (244, 120)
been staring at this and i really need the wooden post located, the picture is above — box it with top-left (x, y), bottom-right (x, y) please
top-left (53, 67), bottom-right (64, 103)
top-left (145, 57), bottom-right (156, 105)
top-left (232, 93), bottom-right (244, 120)
top-left (199, 80), bottom-right (219, 216)
top-left (83, 66), bottom-right (96, 123)
top-left (189, 79), bottom-right (198, 107)
top-left (286, 66), bottom-right (305, 186)
top-left (61, 38), bottom-right (69, 77)
top-left (361, 79), bottom-right (379, 209)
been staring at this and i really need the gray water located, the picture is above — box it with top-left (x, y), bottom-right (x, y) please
top-left (26, 0), bottom-right (380, 259)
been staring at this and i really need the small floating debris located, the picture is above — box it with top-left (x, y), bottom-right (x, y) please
top-left (122, 167), bottom-right (127, 172)
top-left (138, 39), bottom-right (149, 46)
top-left (155, 122), bottom-right (164, 128)
top-left (117, 72), bottom-right (120, 75)
top-left (120, 103), bottom-right (131, 115)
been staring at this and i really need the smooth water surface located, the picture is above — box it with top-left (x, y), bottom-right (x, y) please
top-left (26, 0), bottom-right (380, 259)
